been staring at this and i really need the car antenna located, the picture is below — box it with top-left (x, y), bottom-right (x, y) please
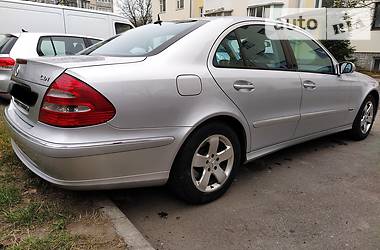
top-left (21, 28), bottom-right (28, 32)
top-left (154, 14), bottom-right (162, 25)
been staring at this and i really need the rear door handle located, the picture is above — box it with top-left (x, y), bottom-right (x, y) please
top-left (303, 80), bottom-right (317, 89)
top-left (233, 80), bottom-right (255, 92)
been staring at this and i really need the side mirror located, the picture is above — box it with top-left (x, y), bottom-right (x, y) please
top-left (339, 62), bottom-right (356, 74)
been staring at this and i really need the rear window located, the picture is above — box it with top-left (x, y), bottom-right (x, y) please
top-left (0, 34), bottom-right (18, 54)
top-left (83, 21), bottom-right (206, 57)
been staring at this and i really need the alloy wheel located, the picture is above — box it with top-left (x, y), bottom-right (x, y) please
top-left (360, 101), bottom-right (374, 134)
top-left (191, 134), bottom-right (234, 193)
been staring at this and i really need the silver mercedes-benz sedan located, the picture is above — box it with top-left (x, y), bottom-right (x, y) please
top-left (5, 17), bottom-right (379, 204)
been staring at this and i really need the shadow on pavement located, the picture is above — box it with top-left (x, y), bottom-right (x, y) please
top-left (0, 97), bottom-right (10, 106)
top-left (110, 131), bottom-right (351, 207)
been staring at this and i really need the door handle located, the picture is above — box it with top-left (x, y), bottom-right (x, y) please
top-left (303, 80), bottom-right (317, 89)
top-left (233, 80), bottom-right (255, 92)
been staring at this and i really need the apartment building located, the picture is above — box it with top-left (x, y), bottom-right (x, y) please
top-left (203, 0), bottom-right (322, 17)
top-left (152, 0), bottom-right (321, 21)
top-left (152, 0), bottom-right (204, 20)
top-left (351, 1), bottom-right (380, 71)
top-left (88, 0), bottom-right (113, 12)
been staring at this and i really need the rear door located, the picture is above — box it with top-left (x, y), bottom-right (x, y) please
top-left (285, 29), bottom-right (351, 137)
top-left (208, 23), bottom-right (302, 150)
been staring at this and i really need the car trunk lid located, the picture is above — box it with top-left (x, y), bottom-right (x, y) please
top-left (9, 55), bottom-right (145, 125)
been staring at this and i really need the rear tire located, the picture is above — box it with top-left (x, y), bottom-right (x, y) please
top-left (350, 95), bottom-right (377, 141)
top-left (169, 122), bottom-right (241, 204)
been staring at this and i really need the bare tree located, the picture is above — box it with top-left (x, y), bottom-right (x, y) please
top-left (118, 0), bottom-right (152, 27)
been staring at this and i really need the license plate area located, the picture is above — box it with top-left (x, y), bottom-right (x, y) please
top-left (10, 83), bottom-right (38, 107)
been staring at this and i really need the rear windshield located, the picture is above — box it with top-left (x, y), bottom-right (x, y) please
top-left (0, 34), bottom-right (18, 54)
top-left (82, 21), bottom-right (206, 57)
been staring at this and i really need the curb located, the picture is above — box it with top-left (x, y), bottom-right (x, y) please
top-left (94, 197), bottom-right (154, 250)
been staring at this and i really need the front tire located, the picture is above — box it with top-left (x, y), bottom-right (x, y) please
top-left (350, 95), bottom-right (377, 140)
top-left (169, 122), bottom-right (241, 204)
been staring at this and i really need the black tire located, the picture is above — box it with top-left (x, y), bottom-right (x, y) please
top-left (168, 122), bottom-right (241, 204)
top-left (350, 95), bottom-right (377, 141)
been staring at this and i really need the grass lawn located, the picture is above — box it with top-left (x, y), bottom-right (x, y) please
top-left (0, 102), bottom-right (124, 249)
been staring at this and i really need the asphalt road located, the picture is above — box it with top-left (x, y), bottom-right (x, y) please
top-left (112, 80), bottom-right (380, 250)
top-left (113, 117), bottom-right (380, 250)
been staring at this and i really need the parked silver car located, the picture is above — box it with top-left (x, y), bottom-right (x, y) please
top-left (0, 32), bottom-right (101, 95)
top-left (4, 18), bottom-right (379, 203)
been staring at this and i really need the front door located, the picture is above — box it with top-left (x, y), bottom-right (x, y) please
top-left (286, 29), bottom-right (351, 137)
top-left (208, 24), bottom-right (302, 150)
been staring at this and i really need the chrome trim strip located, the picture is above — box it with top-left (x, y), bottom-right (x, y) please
top-left (301, 109), bottom-right (342, 119)
top-left (253, 114), bottom-right (300, 128)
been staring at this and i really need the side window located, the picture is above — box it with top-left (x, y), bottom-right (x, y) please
top-left (38, 37), bottom-right (55, 56)
top-left (0, 35), bottom-right (18, 54)
top-left (160, 0), bottom-right (166, 12)
top-left (37, 37), bottom-right (86, 56)
top-left (51, 37), bottom-right (86, 55)
top-left (115, 23), bottom-right (133, 34)
top-left (235, 25), bottom-right (288, 70)
top-left (213, 31), bottom-right (244, 68)
top-left (287, 30), bottom-right (334, 74)
top-left (87, 39), bottom-right (101, 46)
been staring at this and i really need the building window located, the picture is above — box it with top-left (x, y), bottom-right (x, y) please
top-left (247, 4), bottom-right (283, 18)
top-left (177, 0), bottom-right (184, 9)
top-left (315, 0), bottom-right (320, 8)
top-left (373, 2), bottom-right (380, 29)
top-left (160, 0), bottom-right (166, 13)
top-left (248, 5), bottom-right (271, 18)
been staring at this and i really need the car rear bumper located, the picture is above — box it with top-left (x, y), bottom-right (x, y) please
top-left (4, 104), bottom-right (189, 190)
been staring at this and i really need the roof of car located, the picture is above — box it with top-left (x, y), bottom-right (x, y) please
top-left (184, 16), bottom-right (304, 32)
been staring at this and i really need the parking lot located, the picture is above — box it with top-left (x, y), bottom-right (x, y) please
top-left (112, 114), bottom-right (380, 250)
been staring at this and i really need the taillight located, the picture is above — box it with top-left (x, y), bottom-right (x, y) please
top-left (39, 73), bottom-right (115, 128)
top-left (0, 57), bottom-right (15, 70)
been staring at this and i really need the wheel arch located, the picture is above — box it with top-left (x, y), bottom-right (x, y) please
top-left (353, 88), bottom-right (380, 121)
top-left (173, 114), bottom-right (250, 167)
top-left (368, 89), bottom-right (379, 115)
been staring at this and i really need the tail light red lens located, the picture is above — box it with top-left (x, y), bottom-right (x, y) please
top-left (0, 57), bottom-right (15, 70)
top-left (39, 73), bottom-right (115, 127)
